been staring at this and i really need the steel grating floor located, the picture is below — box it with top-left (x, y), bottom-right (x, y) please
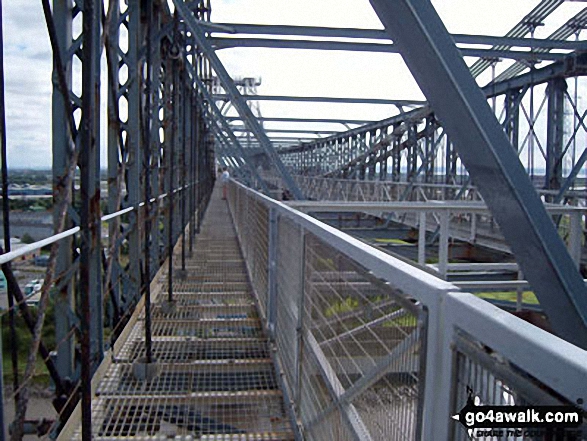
top-left (67, 188), bottom-right (295, 440)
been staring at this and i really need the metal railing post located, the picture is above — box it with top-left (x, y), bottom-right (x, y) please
top-left (294, 229), bottom-right (306, 408)
top-left (267, 208), bottom-right (278, 337)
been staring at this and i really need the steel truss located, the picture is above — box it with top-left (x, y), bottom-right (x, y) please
top-left (3, 0), bottom-right (587, 438)
top-left (2, 0), bottom-right (217, 438)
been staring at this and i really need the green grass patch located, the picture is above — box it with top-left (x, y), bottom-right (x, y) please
top-left (374, 238), bottom-right (411, 245)
top-left (383, 314), bottom-right (417, 327)
top-left (325, 297), bottom-right (358, 318)
top-left (476, 290), bottom-right (538, 305)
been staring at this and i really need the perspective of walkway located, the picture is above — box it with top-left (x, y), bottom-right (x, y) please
top-left (60, 186), bottom-right (294, 440)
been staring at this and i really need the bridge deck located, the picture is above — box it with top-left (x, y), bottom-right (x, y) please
top-left (65, 188), bottom-right (294, 440)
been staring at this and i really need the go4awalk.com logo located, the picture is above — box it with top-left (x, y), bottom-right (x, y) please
top-left (452, 395), bottom-right (584, 439)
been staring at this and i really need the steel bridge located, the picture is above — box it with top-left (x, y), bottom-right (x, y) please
top-left (1, 0), bottom-right (587, 440)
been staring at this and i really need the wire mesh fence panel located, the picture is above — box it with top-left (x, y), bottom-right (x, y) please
top-left (226, 181), bottom-right (587, 441)
top-left (249, 197), bottom-right (269, 316)
top-left (452, 331), bottom-right (587, 441)
top-left (230, 184), bottom-right (269, 319)
top-left (298, 232), bottom-right (426, 440)
top-left (306, 407), bottom-right (358, 441)
top-left (275, 216), bottom-right (304, 397)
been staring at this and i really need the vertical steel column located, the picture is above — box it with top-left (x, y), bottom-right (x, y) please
top-left (569, 212), bottom-right (582, 268)
top-left (267, 208), bottom-right (278, 337)
top-left (106, 0), bottom-right (123, 326)
top-left (545, 78), bottom-right (566, 192)
top-left (294, 229), bottom-right (306, 408)
top-left (418, 211), bottom-right (426, 266)
top-left (504, 89), bottom-right (521, 152)
top-left (142, 0), bottom-right (154, 363)
top-left (149, 13), bottom-right (162, 272)
top-left (181, 76), bottom-right (189, 272)
top-left (126, 0), bottom-right (142, 305)
top-left (425, 117), bottom-right (436, 183)
top-left (166, 53), bottom-right (177, 303)
top-left (189, 91), bottom-right (196, 255)
top-left (162, 52), bottom-right (173, 264)
top-left (79, 0), bottom-right (102, 436)
top-left (194, 92), bottom-right (202, 235)
top-left (438, 210), bottom-right (449, 279)
top-left (52, 0), bottom-right (75, 384)
top-left (0, 0), bottom-right (12, 430)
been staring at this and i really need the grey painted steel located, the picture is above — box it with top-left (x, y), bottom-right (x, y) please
top-left (369, 0), bottom-right (587, 348)
top-left (231, 127), bottom-right (340, 135)
top-left (173, 0), bottom-right (303, 199)
top-left (126, 0), bottom-right (142, 305)
top-left (267, 208), bottom-right (278, 337)
top-left (545, 78), bottom-right (566, 191)
top-left (226, 116), bottom-right (373, 125)
top-left (468, 0), bottom-right (564, 78)
top-left (228, 181), bottom-right (587, 441)
top-left (188, 71), bottom-right (269, 192)
top-left (52, 0), bottom-right (75, 386)
top-left (494, 7), bottom-right (587, 82)
top-left (211, 22), bottom-right (587, 50)
top-left (287, 200), bottom-right (585, 215)
top-left (106, 0), bottom-right (123, 326)
top-left (212, 36), bottom-right (569, 61)
top-left (215, 93), bottom-right (426, 106)
top-left (184, 57), bottom-right (269, 193)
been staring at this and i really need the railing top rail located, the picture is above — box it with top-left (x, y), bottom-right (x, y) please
top-left (446, 292), bottom-right (587, 405)
top-left (0, 183), bottom-right (194, 266)
top-left (286, 200), bottom-right (587, 214)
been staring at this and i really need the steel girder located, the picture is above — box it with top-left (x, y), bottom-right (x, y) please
top-left (208, 22), bottom-right (586, 51)
top-left (278, 49), bottom-right (587, 196)
top-left (226, 116), bottom-right (374, 125)
top-left (214, 93), bottom-right (426, 106)
top-left (172, 0), bottom-right (304, 199)
top-left (184, 59), bottom-right (269, 192)
top-left (468, 0), bottom-right (564, 78)
top-left (211, 36), bottom-right (570, 62)
top-left (369, 0), bottom-right (587, 348)
top-left (495, 7), bottom-right (587, 83)
top-left (52, 0), bottom-right (76, 388)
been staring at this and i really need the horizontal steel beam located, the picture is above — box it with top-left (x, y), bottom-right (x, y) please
top-left (230, 126), bottom-right (339, 135)
top-left (226, 116), bottom-right (373, 125)
top-left (214, 94), bottom-right (426, 106)
top-left (286, 200), bottom-right (585, 215)
top-left (173, 0), bottom-right (304, 199)
top-left (211, 37), bottom-right (569, 61)
top-left (236, 136), bottom-right (317, 142)
top-left (275, 52), bottom-right (587, 156)
top-left (485, 51), bottom-right (587, 96)
top-left (209, 22), bottom-right (587, 51)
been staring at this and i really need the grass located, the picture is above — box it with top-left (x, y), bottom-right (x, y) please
top-left (475, 290), bottom-right (538, 305)
top-left (325, 297), bottom-right (358, 317)
top-left (2, 354), bottom-right (51, 389)
top-left (383, 314), bottom-right (417, 327)
top-left (373, 238), bottom-right (412, 245)
top-left (2, 304), bottom-right (56, 389)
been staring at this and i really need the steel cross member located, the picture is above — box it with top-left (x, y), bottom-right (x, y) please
top-left (369, 0), bottom-right (587, 348)
top-left (184, 59), bottom-right (270, 194)
top-left (172, 0), bottom-right (304, 199)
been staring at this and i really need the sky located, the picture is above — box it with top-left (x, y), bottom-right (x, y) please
top-left (2, 0), bottom-right (586, 169)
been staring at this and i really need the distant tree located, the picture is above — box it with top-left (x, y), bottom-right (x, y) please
top-left (21, 233), bottom-right (35, 244)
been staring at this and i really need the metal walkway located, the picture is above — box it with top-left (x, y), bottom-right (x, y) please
top-left (62, 187), bottom-right (294, 440)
